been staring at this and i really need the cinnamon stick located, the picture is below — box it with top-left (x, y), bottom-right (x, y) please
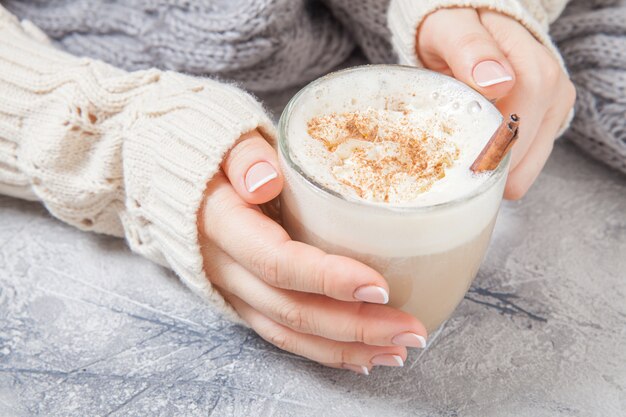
top-left (470, 114), bottom-right (520, 173)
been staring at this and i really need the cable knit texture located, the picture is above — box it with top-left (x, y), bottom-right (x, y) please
top-left (0, 5), bottom-right (276, 323)
top-left (320, 0), bottom-right (397, 64)
top-left (2, 0), bottom-right (358, 93)
top-left (552, 0), bottom-right (626, 174)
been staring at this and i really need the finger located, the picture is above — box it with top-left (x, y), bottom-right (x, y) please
top-left (418, 8), bottom-right (515, 100)
top-left (201, 175), bottom-right (390, 304)
top-left (504, 78), bottom-right (576, 199)
top-left (495, 79), bottom-right (547, 172)
top-left (208, 248), bottom-right (427, 347)
top-left (221, 129), bottom-right (283, 205)
top-left (225, 292), bottom-right (407, 372)
top-left (476, 10), bottom-right (556, 172)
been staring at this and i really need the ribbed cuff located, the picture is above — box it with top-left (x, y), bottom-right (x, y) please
top-left (121, 73), bottom-right (276, 325)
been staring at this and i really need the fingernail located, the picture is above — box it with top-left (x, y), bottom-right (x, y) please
top-left (392, 332), bottom-right (427, 348)
top-left (342, 363), bottom-right (370, 375)
top-left (371, 354), bottom-right (404, 367)
top-left (353, 285), bottom-right (389, 304)
top-left (473, 60), bottom-right (513, 87)
top-left (245, 161), bottom-right (278, 193)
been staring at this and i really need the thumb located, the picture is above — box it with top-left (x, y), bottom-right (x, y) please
top-left (417, 8), bottom-right (515, 100)
top-left (221, 129), bottom-right (283, 205)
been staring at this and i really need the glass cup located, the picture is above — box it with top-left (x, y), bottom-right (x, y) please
top-left (278, 65), bottom-right (509, 333)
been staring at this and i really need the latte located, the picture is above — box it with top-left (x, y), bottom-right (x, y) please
top-left (278, 66), bottom-right (510, 333)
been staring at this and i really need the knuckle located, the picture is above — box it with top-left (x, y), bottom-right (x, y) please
top-left (455, 32), bottom-right (494, 51)
top-left (542, 59), bottom-right (562, 86)
top-left (328, 341), bottom-right (352, 365)
top-left (525, 54), bottom-right (561, 94)
top-left (202, 178), bottom-right (235, 220)
top-left (250, 248), bottom-right (281, 287)
top-left (343, 304), bottom-right (369, 343)
top-left (266, 329), bottom-right (292, 352)
top-left (316, 255), bottom-right (333, 296)
top-left (259, 241), bottom-right (293, 289)
top-left (339, 346), bottom-right (351, 365)
top-left (278, 302), bottom-right (309, 332)
top-left (262, 255), bottom-right (281, 286)
top-left (225, 136), bottom-right (256, 167)
top-left (353, 323), bottom-right (367, 344)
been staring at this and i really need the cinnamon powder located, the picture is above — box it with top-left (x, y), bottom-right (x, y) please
top-left (307, 108), bottom-right (459, 202)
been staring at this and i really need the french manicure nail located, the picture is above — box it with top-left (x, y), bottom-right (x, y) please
top-left (391, 332), bottom-right (427, 348)
top-left (245, 161), bottom-right (278, 193)
top-left (353, 285), bottom-right (389, 304)
top-left (371, 354), bottom-right (404, 367)
top-left (342, 363), bottom-right (370, 375)
top-left (473, 60), bottom-right (513, 87)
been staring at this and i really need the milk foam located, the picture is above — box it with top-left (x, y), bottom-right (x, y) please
top-left (279, 66), bottom-right (508, 255)
top-left (286, 67), bottom-right (503, 207)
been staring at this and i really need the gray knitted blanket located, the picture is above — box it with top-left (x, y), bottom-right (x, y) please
top-left (552, 0), bottom-right (626, 174)
top-left (3, 0), bottom-right (626, 175)
top-left (2, 0), bottom-right (394, 92)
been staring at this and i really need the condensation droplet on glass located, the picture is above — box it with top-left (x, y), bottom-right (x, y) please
top-left (467, 100), bottom-right (482, 114)
top-left (314, 89), bottom-right (324, 99)
top-left (431, 92), bottom-right (440, 100)
top-left (452, 102), bottom-right (460, 110)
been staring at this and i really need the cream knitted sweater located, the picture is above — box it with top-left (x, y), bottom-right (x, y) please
top-left (0, 1), bottom-right (568, 321)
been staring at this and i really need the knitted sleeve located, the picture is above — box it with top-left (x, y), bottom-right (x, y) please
top-left (0, 6), bottom-right (276, 323)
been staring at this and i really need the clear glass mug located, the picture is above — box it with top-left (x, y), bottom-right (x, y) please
top-left (278, 65), bottom-right (509, 333)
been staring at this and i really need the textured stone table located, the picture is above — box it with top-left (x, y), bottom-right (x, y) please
top-left (1, 140), bottom-right (625, 416)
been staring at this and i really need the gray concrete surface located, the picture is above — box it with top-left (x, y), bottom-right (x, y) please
top-left (1, 141), bottom-right (625, 417)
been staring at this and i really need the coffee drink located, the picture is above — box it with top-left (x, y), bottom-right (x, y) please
top-left (278, 66), bottom-right (509, 333)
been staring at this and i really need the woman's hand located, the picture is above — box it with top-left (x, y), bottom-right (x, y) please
top-left (417, 8), bottom-right (576, 199)
top-left (198, 130), bottom-right (427, 374)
